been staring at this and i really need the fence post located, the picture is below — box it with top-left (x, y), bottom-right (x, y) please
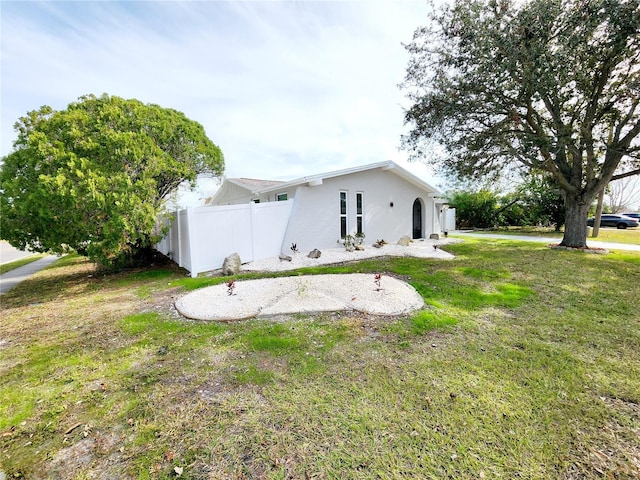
top-left (249, 201), bottom-right (256, 263)
top-left (176, 208), bottom-right (183, 268)
top-left (186, 207), bottom-right (198, 277)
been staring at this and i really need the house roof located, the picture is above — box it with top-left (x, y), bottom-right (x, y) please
top-left (227, 178), bottom-right (285, 191)
top-left (255, 160), bottom-right (441, 196)
top-left (211, 161), bottom-right (442, 204)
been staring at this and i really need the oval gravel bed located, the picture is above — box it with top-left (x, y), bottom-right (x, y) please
top-left (175, 274), bottom-right (425, 321)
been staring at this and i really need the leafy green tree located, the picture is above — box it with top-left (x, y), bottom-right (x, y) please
top-left (496, 192), bottom-right (529, 227)
top-left (402, 0), bottom-right (640, 248)
top-left (0, 94), bottom-right (224, 267)
top-left (520, 174), bottom-right (566, 231)
top-left (448, 190), bottom-right (500, 228)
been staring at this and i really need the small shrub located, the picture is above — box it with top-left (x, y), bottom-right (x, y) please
top-left (338, 233), bottom-right (366, 252)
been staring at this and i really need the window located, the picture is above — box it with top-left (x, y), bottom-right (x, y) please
top-left (276, 193), bottom-right (288, 201)
top-left (356, 192), bottom-right (364, 235)
top-left (339, 191), bottom-right (347, 238)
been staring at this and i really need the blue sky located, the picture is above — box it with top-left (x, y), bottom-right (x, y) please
top-left (1, 1), bottom-right (440, 204)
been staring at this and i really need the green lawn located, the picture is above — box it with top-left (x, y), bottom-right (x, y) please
top-left (1, 240), bottom-right (639, 478)
top-left (473, 226), bottom-right (640, 245)
top-left (589, 226), bottom-right (640, 244)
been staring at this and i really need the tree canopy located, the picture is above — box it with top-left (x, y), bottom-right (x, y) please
top-left (0, 94), bottom-right (224, 267)
top-left (402, 0), bottom-right (640, 247)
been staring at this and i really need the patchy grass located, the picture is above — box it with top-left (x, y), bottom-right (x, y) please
top-left (1, 241), bottom-right (639, 478)
top-left (0, 254), bottom-right (46, 274)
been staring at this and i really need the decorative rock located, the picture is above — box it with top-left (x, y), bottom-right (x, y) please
top-left (279, 255), bottom-right (292, 262)
top-left (222, 252), bottom-right (241, 276)
top-left (307, 249), bottom-right (322, 259)
top-left (372, 243), bottom-right (382, 249)
top-left (355, 245), bottom-right (365, 251)
top-left (429, 233), bottom-right (440, 240)
top-left (397, 235), bottom-right (412, 246)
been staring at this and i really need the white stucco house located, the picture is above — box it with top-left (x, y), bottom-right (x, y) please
top-left (156, 160), bottom-right (452, 276)
top-left (208, 160), bottom-right (448, 253)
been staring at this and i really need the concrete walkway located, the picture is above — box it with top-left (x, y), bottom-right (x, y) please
top-left (455, 232), bottom-right (640, 251)
top-left (0, 255), bottom-right (60, 294)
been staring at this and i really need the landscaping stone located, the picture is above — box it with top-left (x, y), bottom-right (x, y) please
top-left (429, 233), bottom-right (440, 240)
top-left (175, 274), bottom-right (425, 321)
top-left (222, 252), bottom-right (241, 275)
top-left (307, 249), bottom-right (322, 259)
top-left (397, 235), bottom-right (412, 246)
top-left (279, 255), bottom-right (292, 262)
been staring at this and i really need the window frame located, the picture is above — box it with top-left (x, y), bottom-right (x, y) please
top-left (356, 192), bottom-right (364, 235)
top-left (339, 191), bottom-right (348, 238)
top-left (276, 192), bottom-right (288, 202)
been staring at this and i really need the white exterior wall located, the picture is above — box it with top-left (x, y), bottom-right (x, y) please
top-left (258, 187), bottom-right (298, 204)
top-left (281, 169), bottom-right (438, 253)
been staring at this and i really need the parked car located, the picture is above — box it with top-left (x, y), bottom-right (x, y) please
top-left (587, 214), bottom-right (639, 229)
top-left (621, 213), bottom-right (640, 222)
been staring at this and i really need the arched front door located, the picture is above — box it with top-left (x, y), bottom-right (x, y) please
top-left (412, 198), bottom-right (423, 239)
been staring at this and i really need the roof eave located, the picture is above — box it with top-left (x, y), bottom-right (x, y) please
top-left (255, 160), bottom-right (396, 194)
top-left (221, 161), bottom-right (442, 197)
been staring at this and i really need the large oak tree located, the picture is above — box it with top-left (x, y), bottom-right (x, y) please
top-left (0, 94), bottom-right (224, 267)
top-left (402, 0), bottom-right (640, 247)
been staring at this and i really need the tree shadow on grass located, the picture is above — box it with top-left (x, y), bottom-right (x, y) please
top-left (0, 255), bottom-right (184, 310)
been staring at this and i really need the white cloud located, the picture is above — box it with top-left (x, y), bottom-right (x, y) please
top-left (1, 0), bottom-right (440, 202)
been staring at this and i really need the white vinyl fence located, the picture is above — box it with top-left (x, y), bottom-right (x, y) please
top-left (156, 199), bottom-right (294, 277)
top-left (445, 208), bottom-right (456, 232)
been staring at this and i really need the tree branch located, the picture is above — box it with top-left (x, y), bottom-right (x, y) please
top-left (611, 168), bottom-right (640, 181)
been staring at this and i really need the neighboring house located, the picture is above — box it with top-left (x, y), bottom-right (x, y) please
top-left (209, 160), bottom-right (448, 253)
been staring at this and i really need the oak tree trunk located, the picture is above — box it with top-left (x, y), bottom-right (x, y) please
top-left (560, 196), bottom-right (591, 248)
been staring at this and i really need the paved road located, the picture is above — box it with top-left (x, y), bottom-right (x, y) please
top-left (454, 232), bottom-right (640, 251)
top-left (0, 241), bottom-right (60, 295)
top-left (0, 255), bottom-right (60, 294)
top-left (0, 240), bottom-right (35, 264)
